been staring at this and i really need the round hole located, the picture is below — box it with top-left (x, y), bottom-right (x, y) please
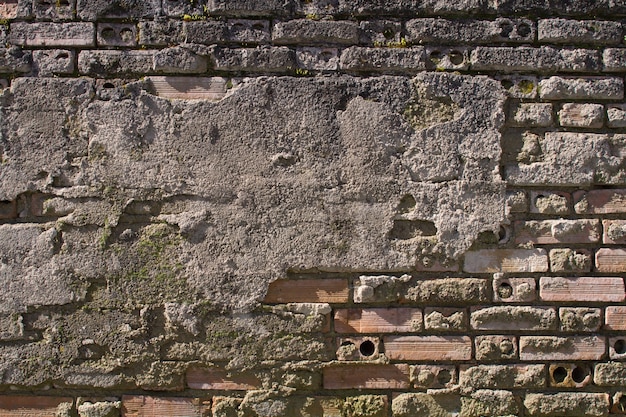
top-left (517, 23), bottom-right (531, 37)
top-left (100, 28), bottom-right (116, 41)
top-left (319, 51), bottom-right (333, 62)
top-left (552, 366), bottom-right (567, 383)
top-left (119, 28), bottom-right (134, 43)
top-left (615, 339), bottom-right (626, 354)
top-left (499, 339), bottom-right (514, 355)
top-left (359, 340), bottom-right (376, 357)
top-left (436, 369), bottom-right (452, 385)
top-left (429, 50), bottom-right (441, 63)
top-left (500, 22), bottom-right (513, 38)
top-left (498, 225), bottom-right (509, 243)
top-left (56, 52), bottom-right (69, 59)
top-left (571, 366), bottom-right (587, 383)
top-left (500, 79), bottom-right (514, 89)
top-left (103, 82), bottom-right (115, 89)
top-left (383, 28), bottom-right (395, 40)
top-left (497, 282), bottom-right (513, 299)
top-left (449, 50), bottom-right (463, 65)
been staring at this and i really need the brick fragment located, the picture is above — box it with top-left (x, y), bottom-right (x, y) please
top-left (558, 103), bottom-right (605, 128)
top-left (506, 190), bottom-right (528, 213)
top-left (605, 306), bottom-right (626, 330)
top-left (0, 396), bottom-right (73, 417)
top-left (541, 277), bottom-right (625, 302)
top-left (519, 336), bottom-right (606, 361)
top-left (186, 367), bottom-right (260, 390)
top-left (122, 396), bottom-right (209, 417)
top-left (471, 306), bottom-right (556, 331)
top-left (213, 46), bottom-right (296, 72)
top-left (508, 102), bottom-right (553, 127)
top-left (594, 362), bottom-right (626, 386)
top-left (470, 46), bottom-right (600, 72)
top-left (410, 365), bottom-right (457, 389)
top-left (515, 219), bottom-right (600, 244)
top-left (524, 393), bottom-right (609, 417)
top-left (460, 364), bottom-right (545, 389)
top-left (406, 18), bottom-right (534, 44)
top-left (530, 191), bottom-right (570, 214)
top-left (607, 104), bottom-right (626, 128)
top-left (264, 279), bottom-right (349, 303)
top-left (10, 22), bottom-right (94, 47)
top-left (596, 248), bottom-right (626, 272)
top-left (323, 364), bottom-right (409, 389)
top-left (576, 189), bottom-right (626, 214)
top-left (539, 76), bottom-right (624, 100)
top-left (424, 308), bottom-right (467, 332)
top-left (493, 277), bottom-right (536, 303)
top-left (549, 248), bottom-right (592, 273)
top-left (384, 335), bottom-right (472, 361)
top-left (475, 336), bottom-right (518, 361)
top-left (334, 308), bottom-right (422, 333)
top-left (463, 249), bottom-right (548, 273)
top-left (33, 0), bottom-right (74, 20)
top-left (97, 23), bottom-right (137, 47)
top-left (609, 337), bottom-right (626, 360)
top-left (273, 19), bottom-right (359, 45)
top-left (147, 77), bottom-right (230, 101)
top-left (339, 47), bottom-right (426, 73)
top-left (559, 308), bottom-right (602, 332)
top-left (0, 1), bottom-right (18, 19)
top-left (538, 19), bottom-right (622, 45)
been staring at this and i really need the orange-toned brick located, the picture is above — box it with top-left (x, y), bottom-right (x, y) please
top-left (0, 396), bottom-right (73, 417)
top-left (605, 306), bottom-right (626, 330)
top-left (575, 189), bottom-right (626, 214)
top-left (540, 276), bottom-right (625, 302)
top-left (463, 249), bottom-right (548, 273)
top-left (263, 279), bottom-right (349, 303)
top-left (514, 219), bottom-right (600, 244)
top-left (383, 336), bottom-right (472, 361)
top-left (596, 248), bottom-right (626, 272)
top-left (334, 308), bottom-right (422, 333)
top-left (323, 364), bottom-right (410, 389)
top-left (603, 220), bottom-right (626, 244)
top-left (187, 367), bottom-right (260, 390)
top-left (122, 396), bottom-right (210, 417)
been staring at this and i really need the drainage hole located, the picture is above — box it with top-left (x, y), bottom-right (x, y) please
top-left (571, 366), bottom-right (587, 383)
top-left (359, 340), bottom-right (376, 357)
top-left (517, 23), bottom-right (531, 37)
top-left (449, 50), bottom-right (463, 65)
top-left (497, 282), bottom-right (513, 299)
top-left (436, 369), bottom-right (452, 385)
top-left (552, 366), bottom-right (567, 383)
top-left (615, 339), bottom-right (626, 354)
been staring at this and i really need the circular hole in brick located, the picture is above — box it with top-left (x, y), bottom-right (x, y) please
top-left (429, 50), bottom-right (441, 63)
top-left (500, 79), bottom-right (514, 89)
top-left (449, 50), bottom-right (463, 65)
top-left (101, 28), bottom-right (116, 41)
top-left (436, 369), bottom-right (452, 385)
top-left (359, 340), bottom-right (376, 357)
top-left (252, 23), bottom-right (265, 30)
top-left (499, 22), bottom-right (513, 37)
top-left (120, 28), bottom-right (134, 43)
top-left (103, 82), bottom-right (115, 89)
top-left (383, 28), bottom-right (395, 40)
top-left (56, 52), bottom-right (69, 59)
top-left (319, 51), bottom-right (333, 62)
top-left (517, 23), bottom-right (531, 37)
top-left (498, 225), bottom-right (509, 243)
top-left (615, 339), bottom-right (626, 354)
top-left (497, 282), bottom-right (513, 299)
top-left (571, 366), bottom-right (587, 383)
top-left (552, 366), bottom-right (568, 383)
top-left (499, 339), bottom-right (514, 355)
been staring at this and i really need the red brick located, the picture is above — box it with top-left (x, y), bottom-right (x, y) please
top-left (323, 364), bottom-right (409, 389)
top-left (383, 336), bottom-right (472, 361)
top-left (519, 336), bottom-right (606, 361)
top-left (263, 279), bottom-right (349, 303)
top-left (514, 219), bottom-right (600, 244)
top-left (596, 248), bottom-right (626, 272)
top-left (334, 308), bottom-right (422, 333)
top-left (576, 189), bottom-right (626, 214)
top-left (463, 249), bottom-right (548, 273)
top-left (540, 276), bottom-right (625, 302)
top-left (186, 367), bottom-right (260, 390)
top-left (603, 219), bottom-right (626, 244)
top-left (148, 76), bottom-right (229, 100)
top-left (0, 396), bottom-right (73, 417)
top-left (122, 396), bottom-right (209, 417)
top-left (605, 306), bottom-right (626, 330)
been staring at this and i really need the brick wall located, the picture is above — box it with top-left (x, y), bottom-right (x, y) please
top-left (0, 0), bottom-right (625, 416)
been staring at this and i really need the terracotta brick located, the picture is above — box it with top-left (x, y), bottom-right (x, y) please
top-left (540, 276), bottom-right (625, 302)
top-left (605, 306), bottom-right (626, 330)
top-left (263, 279), bottom-right (349, 303)
top-left (463, 249), bottom-right (548, 273)
top-left (148, 76), bottom-right (230, 100)
top-left (603, 220), bottom-right (626, 244)
top-left (334, 308), bottom-right (422, 333)
top-left (122, 396), bottom-right (210, 417)
top-left (0, 396), bottom-right (73, 417)
top-left (383, 335), bottom-right (472, 361)
top-left (519, 336), bottom-right (606, 361)
top-left (596, 248), bottom-right (626, 272)
top-left (336, 336), bottom-right (382, 361)
top-left (575, 189), bottom-right (626, 214)
top-left (514, 219), bottom-right (600, 244)
top-left (323, 364), bottom-right (410, 389)
top-left (186, 367), bottom-right (260, 390)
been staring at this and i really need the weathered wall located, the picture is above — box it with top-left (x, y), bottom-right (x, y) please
top-left (0, 0), bottom-right (625, 416)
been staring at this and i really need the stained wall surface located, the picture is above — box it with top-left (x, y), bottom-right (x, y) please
top-left (0, 0), bottom-right (625, 416)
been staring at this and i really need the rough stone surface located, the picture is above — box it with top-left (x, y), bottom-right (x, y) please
top-left (524, 393), bottom-right (610, 417)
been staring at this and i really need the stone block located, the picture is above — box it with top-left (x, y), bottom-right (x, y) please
top-left (323, 364), bottom-right (409, 389)
top-left (460, 364), bottom-right (545, 390)
top-left (539, 76), bottom-right (624, 100)
top-left (10, 22), bottom-right (94, 47)
top-left (138, 20), bottom-right (184, 46)
top-left (78, 50), bottom-right (154, 76)
top-left (147, 76), bottom-right (230, 101)
top-left (391, 393), bottom-right (460, 417)
top-left (411, 365), bottom-right (457, 389)
top-left (32, 49), bottom-right (75, 76)
top-left (273, 19), bottom-right (359, 45)
top-left (508, 102), bottom-right (553, 127)
top-left (404, 278), bottom-right (488, 304)
top-left (122, 396), bottom-right (210, 416)
top-left (460, 390), bottom-right (519, 417)
top-left (406, 18), bottom-right (534, 44)
top-left (540, 277), bottom-right (625, 302)
top-left (334, 308), bottom-right (422, 333)
top-left (549, 249), bottom-right (592, 273)
top-left (493, 277), bottom-right (536, 303)
top-left (596, 248), bottom-right (626, 272)
top-left (471, 306), bottom-right (557, 331)
top-left (339, 46), bottom-right (426, 73)
top-left (264, 279), bottom-right (349, 303)
top-left (475, 335), bottom-right (518, 361)
top-left (515, 219), bottom-right (601, 244)
top-left (558, 103), bottom-right (605, 128)
top-left (575, 189), bottom-right (626, 213)
top-left (559, 308), bottom-right (602, 332)
top-left (519, 336), bottom-right (606, 361)
top-left (77, 0), bottom-right (159, 20)
top-left (524, 393), bottom-right (609, 417)
top-left (33, 0), bottom-right (75, 20)
top-left (424, 307), bottom-right (467, 332)
top-left (594, 362), bottom-right (626, 386)
top-left (463, 249), bottom-right (548, 273)
top-left (607, 104), bottom-right (626, 128)
top-left (213, 46), bottom-right (296, 72)
top-left (186, 367), bottom-right (261, 390)
top-left (604, 48), bottom-right (626, 72)
top-left (497, 75), bottom-right (537, 98)
top-left (97, 23), bottom-right (137, 47)
top-left (470, 46), bottom-right (600, 72)
top-left (530, 191), bottom-right (570, 214)
top-left (153, 46), bottom-right (209, 74)
top-left (359, 20), bottom-right (403, 46)
top-left (383, 335), bottom-right (472, 361)
top-left (183, 21), bottom-right (229, 45)
top-left (227, 19), bottom-right (271, 44)
top-left (207, 0), bottom-right (295, 16)
top-left (538, 19), bottom-right (622, 44)
top-left (425, 46), bottom-right (470, 70)
top-left (296, 47), bottom-right (339, 71)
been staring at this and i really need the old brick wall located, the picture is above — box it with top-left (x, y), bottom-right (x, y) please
top-left (0, 0), bottom-right (625, 416)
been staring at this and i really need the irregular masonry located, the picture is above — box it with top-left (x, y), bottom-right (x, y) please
top-left (0, 1), bottom-right (624, 417)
